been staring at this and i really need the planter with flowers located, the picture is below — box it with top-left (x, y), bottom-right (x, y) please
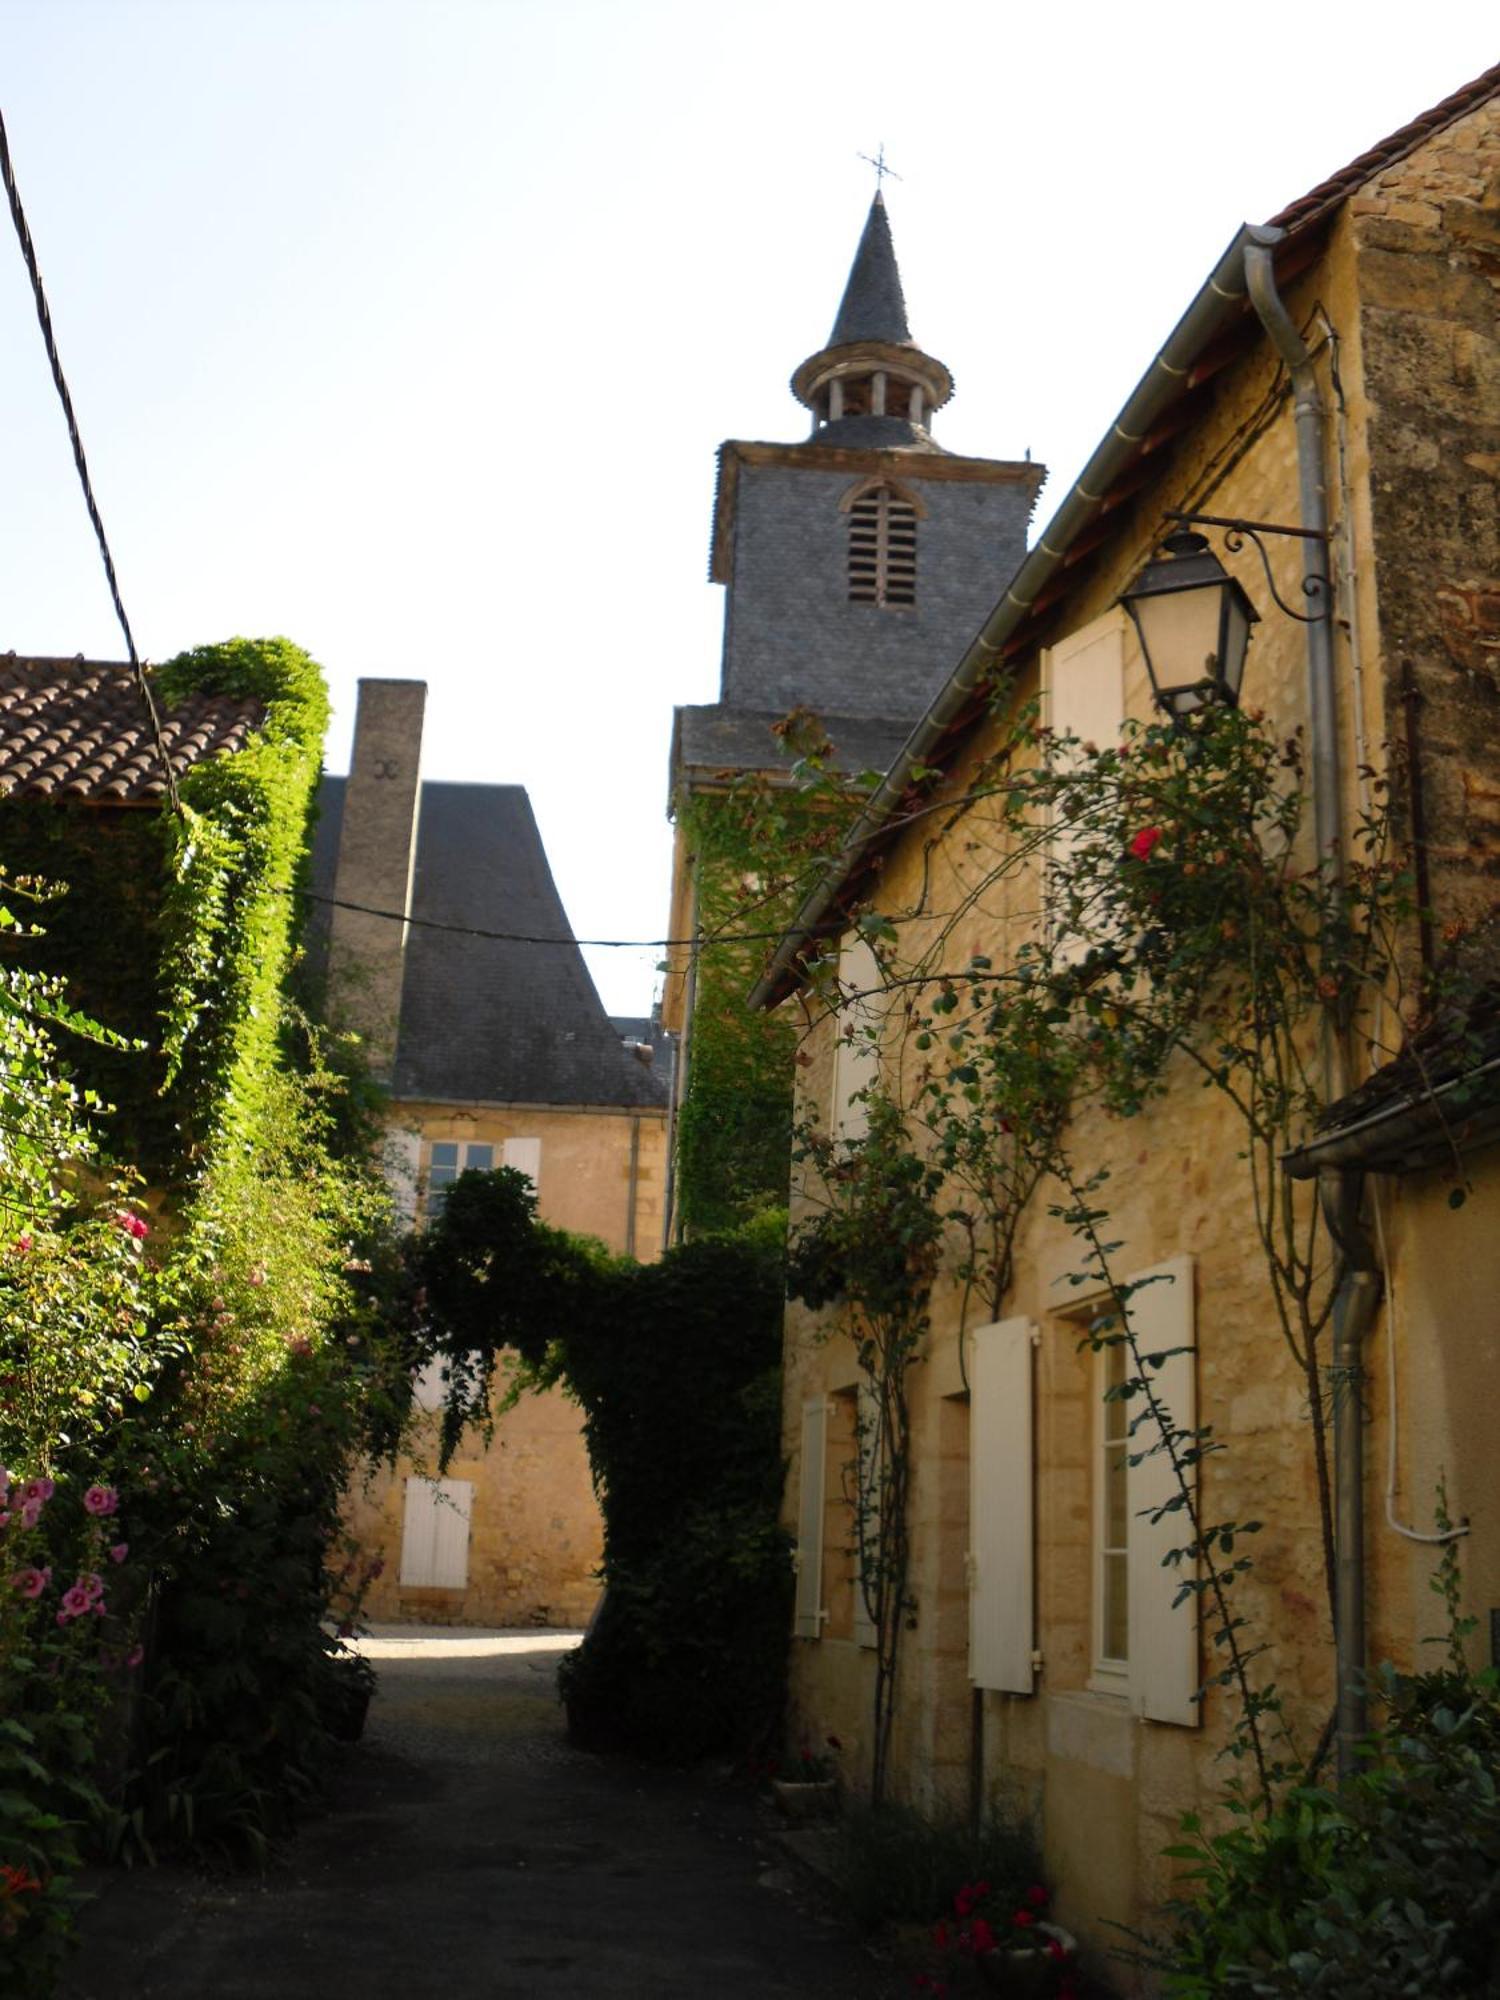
top-left (929, 1880), bottom-right (1081, 1999)
top-left (770, 1734), bottom-right (842, 1823)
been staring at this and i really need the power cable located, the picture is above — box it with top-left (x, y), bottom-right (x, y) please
top-left (0, 107), bottom-right (182, 816)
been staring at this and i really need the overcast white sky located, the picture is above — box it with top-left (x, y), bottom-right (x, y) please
top-left (1, 2), bottom-right (1495, 1013)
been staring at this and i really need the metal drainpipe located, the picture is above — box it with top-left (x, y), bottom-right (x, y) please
top-left (1319, 1168), bottom-right (1384, 1778)
top-left (1247, 229), bottom-right (1383, 1780)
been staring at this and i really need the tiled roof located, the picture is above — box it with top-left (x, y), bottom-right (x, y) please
top-left (0, 655), bottom-right (264, 803)
top-left (1269, 60), bottom-right (1500, 234)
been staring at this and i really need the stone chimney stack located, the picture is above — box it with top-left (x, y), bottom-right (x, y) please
top-left (327, 679), bottom-right (427, 1084)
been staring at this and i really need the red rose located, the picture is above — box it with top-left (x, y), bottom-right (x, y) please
top-left (1128, 825), bottom-right (1163, 861)
top-left (1012, 1907), bottom-right (1036, 1928)
top-left (1024, 1883), bottom-right (1050, 1908)
top-left (969, 1917), bottom-right (996, 1954)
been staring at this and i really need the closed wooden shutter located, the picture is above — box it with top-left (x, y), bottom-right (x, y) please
top-left (502, 1136), bottom-right (542, 1188)
top-left (793, 1397), bottom-right (827, 1639)
top-left (853, 1380), bottom-right (879, 1649)
top-left (399, 1476), bottom-right (473, 1588)
top-left (1042, 615), bottom-right (1127, 963)
top-left (969, 1318), bottom-right (1036, 1693)
top-left (833, 935), bottom-right (881, 1143)
top-left (387, 1127), bottom-right (421, 1232)
top-left (1124, 1256), bottom-right (1199, 1726)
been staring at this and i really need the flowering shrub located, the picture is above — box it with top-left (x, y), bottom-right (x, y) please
top-left (0, 643), bottom-right (408, 1992)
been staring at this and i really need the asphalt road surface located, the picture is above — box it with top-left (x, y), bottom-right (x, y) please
top-left (60, 1626), bottom-right (902, 1999)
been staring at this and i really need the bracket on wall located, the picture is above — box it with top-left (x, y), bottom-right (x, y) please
top-left (1165, 508), bottom-right (1331, 625)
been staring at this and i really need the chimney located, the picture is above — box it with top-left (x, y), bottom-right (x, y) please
top-left (326, 679), bottom-right (427, 1085)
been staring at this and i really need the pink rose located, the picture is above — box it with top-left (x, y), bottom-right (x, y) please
top-left (83, 1485), bottom-right (119, 1517)
top-left (115, 1211), bottom-right (149, 1241)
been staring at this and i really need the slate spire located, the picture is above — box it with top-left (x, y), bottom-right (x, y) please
top-left (827, 191), bottom-right (912, 348)
top-left (790, 190), bottom-right (953, 443)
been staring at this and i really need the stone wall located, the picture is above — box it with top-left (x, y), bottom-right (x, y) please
top-left (1355, 97), bottom-right (1500, 947)
top-left (721, 457), bottom-right (1037, 717)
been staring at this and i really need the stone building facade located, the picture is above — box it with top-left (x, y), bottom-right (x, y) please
top-left (321, 681), bottom-right (668, 1628)
top-left (756, 69), bottom-right (1500, 1974)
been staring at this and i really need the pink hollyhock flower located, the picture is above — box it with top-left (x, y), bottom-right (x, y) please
top-left (13, 1565), bottom-right (51, 1598)
top-left (109, 1543), bottom-right (129, 1564)
top-left (78, 1572), bottom-right (105, 1601)
top-left (56, 1608), bottom-right (72, 1626)
top-left (83, 1484), bottom-right (119, 1517)
top-left (22, 1478), bottom-right (54, 1502)
top-left (19, 1499), bottom-right (42, 1529)
top-left (1128, 825), bottom-right (1163, 862)
top-left (61, 1584), bottom-right (92, 1618)
top-left (115, 1211), bottom-right (149, 1241)
top-left (126, 1643), bottom-right (145, 1669)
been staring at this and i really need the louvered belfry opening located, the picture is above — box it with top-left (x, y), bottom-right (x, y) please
top-left (848, 484), bottom-right (917, 607)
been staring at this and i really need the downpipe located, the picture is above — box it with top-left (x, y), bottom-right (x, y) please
top-left (1250, 232), bottom-right (1380, 1780)
top-left (1320, 1167), bottom-right (1383, 1781)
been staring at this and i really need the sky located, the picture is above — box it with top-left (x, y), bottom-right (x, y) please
top-left (0, 1), bottom-right (1495, 1014)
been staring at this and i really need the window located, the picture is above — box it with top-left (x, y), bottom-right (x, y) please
top-left (791, 1387), bottom-right (877, 1647)
top-left (1095, 1335), bottom-right (1130, 1677)
top-left (398, 1476), bottom-right (473, 1588)
top-left (848, 484), bottom-right (917, 607)
top-left (425, 1140), bottom-right (494, 1217)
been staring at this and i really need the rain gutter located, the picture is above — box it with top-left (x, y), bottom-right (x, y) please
top-left (748, 224), bottom-right (1258, 1013)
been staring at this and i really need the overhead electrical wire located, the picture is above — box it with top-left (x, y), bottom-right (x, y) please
top-left (0, 106), bottom-right (182, 817)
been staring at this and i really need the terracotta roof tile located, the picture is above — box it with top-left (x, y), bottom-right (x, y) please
top-left (0, 655), bottom-right (265, 804)
top-left (1269, 61), bottom-right (1500, 235)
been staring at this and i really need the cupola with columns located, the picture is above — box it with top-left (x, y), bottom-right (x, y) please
top-left (790, 191), bottom-right (953, 449)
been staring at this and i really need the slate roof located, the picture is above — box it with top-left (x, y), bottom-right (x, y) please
top-left (673, 704), bottom-right (918, 797)
top-left (309, 777), bottom-right (666, 1112)
top-left (828, 191), bottom-right (913, 347)
top-left (0, 655), bottom-right (264, 802)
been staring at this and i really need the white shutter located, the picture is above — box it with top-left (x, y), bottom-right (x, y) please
top-left (793, 1397), bottom-right (827, 1639)
top-left (833, 935), bottom-right (881, 1142)
top-left (502, 1136), bottom-right (542, 1189)
top-left (969, 1318), bottom-right (1036, 1693)
top-left (853, 1380), bottom-right (879, 1649)
top-left (1043, 615), bottom-right (1126, 963)
top-left (399, 1476), bottom-right (473, 1588)
top-left (1124, 1256), bottom-right (1199, 1726)
top-left (386, 1126), bottom-right (421, 1232)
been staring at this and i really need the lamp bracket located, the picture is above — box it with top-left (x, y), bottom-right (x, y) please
top-left (1166, 509), bottom-right (1331, 626)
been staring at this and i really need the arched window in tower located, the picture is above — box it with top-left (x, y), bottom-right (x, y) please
top-left (847, 483), bottom-right (918, 608)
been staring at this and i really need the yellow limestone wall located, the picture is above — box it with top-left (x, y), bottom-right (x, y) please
top-left (780, 97), bottom-right (1500, 1980)
top-left (347, 1099), bottom-right (667, 1628)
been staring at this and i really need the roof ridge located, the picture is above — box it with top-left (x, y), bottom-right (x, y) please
top-left (1269, 59), bottom-right (1500, 234)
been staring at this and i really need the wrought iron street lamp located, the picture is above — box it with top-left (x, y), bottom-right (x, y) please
top-left (1119, 527), bottom-right (1259, 723)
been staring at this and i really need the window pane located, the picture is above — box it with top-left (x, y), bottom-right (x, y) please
top-left (464, 1144), bottom-right (494, 1172)
top-left (1103, 1552), bottom-right (1129, 1662)
top-left (429, 1143), bottom-right (459, 1170)
top-left (1106, 1443), bottom-right (1129, 1548)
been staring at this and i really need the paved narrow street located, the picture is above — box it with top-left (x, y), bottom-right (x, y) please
top-left (61, 1628), bottom-right (902, 2000)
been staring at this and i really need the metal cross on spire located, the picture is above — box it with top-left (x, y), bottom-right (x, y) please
top-left (857, 143), bottom-right (902, 191)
